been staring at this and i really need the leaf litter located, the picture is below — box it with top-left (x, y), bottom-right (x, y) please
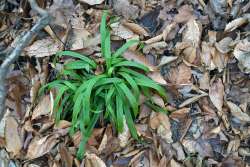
top-left (1, 0), bottom-right (250, 166)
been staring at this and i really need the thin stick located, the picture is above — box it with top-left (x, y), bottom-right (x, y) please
top-left (0, 0), bottom-right (51, 121)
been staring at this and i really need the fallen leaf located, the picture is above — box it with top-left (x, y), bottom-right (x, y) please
top-left (167, 63), bottom-right (192, 86)
top-left (170, 158), bottom-right (184, 167)
top-left (111, 22), bottom-right (135, 39)
top-left (183, 18), bottom-right (202, 47)
top-left (4, 116), bottom-right (22, 156)
top-left (233, 39), bottom-right (250, 73)
top-left (31, 95), bottom-right (51, 120)
top-left (209, 78), bottom-right (224, 111)
top-left (148, 71), bottom-right (167, 85)
top-left (59, 144), bottom-right (73, 167)
top-left (118, 117), bottom-right (130, 147)
top-left (150, 112), bottom-right (173, 143)
top-left (122, 50), bottom-right (156, 71)
top-left (215, 37), bottom-right (233, 54)
top-left (122, 21), bottom-right (149, 36)
top-left (152, 94), bottom-right (165, 108)
top-left (113, 0), bottom-right (139, 19)
top-left (179, 93), bottom-right (208, 108)
top-left (24, 37), bottom-right (60, 57)
top-left (85, 153), bottom-right (106, 167)
top-left (199, 71), bottom-right (210, 90)
top-left (224, 17), bottom-right (248, 32)
top-left (158, 56), bottom-right (178, 67)
top-left (79, 0), bottom-right (104, 5)
top-left (143, 41), bottom-right (167, 54)
top-left (162, 22), bottom-right (177, 41)
top-left (174, 5), bottom-right (194, 23)
top-left (26, 135), bottom-right (59, 159)
top-left (227, 101), bottom-right (250, 122)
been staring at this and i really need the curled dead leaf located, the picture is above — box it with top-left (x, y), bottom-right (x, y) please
top-left (5, 116), bottom-right (22, 157)
top-left (79, 0), bottom-right (104, 5)
top-left (224, 17), bottom-right (248, 32)
top-left (147, 71), bottom-right (167, 85)
top-left (122, 21), bottom-right (149, 36)
top-left (227, 101), bottom-right (250, 122)
top-left (31, 95), bottom-right (51, 120)
top-left (183, 18), bottom-right (202, 47)
top-left (85, 153), bottom-right (106, 167)
top-left (209, 78), bottom-right (224, 111)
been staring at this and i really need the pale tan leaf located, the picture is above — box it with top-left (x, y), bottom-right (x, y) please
top-left (59, 144), bottom-right (73, 167)
top-left (143, 41), bottom-right (167, 54)
top-left (199, 71), bottom-right (210, 90)
top-left (144, 34), bottom-right (163, 44)
top-left (85, 153), bottom-right (106, 167)
top-left (122, 50), bottom-right (156, 71)
top-left (118, 116), bottom-right (130, 147)
top-left (79, 0), bottom-right (104, 5)
top-left (31, 95), bottom-right (51, 120)
top-left (122, 21), bottom-right (149, 36)
top-left (5, 116), bottom-right (22, 156)
top-left (152, 94), bottom-right (165, 108)
top-left (179, 93), bottom-right (208, 108)
top-left (24, 37), bottom-right (60, 57)
top-left (147, 71), bottom-right (167, 85)
top-left (162, 22), bottom-right (177, 41)
top-left (183, 18), bottom-right (202, 47)
top-left (233, 39), bottom-right (250, 73)
top-left (158, 56), bottom-right (178, 67)
top-left (167, 63), bottom-right (192, 86)
top-left (227, 101), bottom-right (250, 122)
top-left (170, 158), bottom-right (184, 167)
top-left (149, 112), bottom-right (173, 143)
top-left (215, 37), bottom-right (233, 54)
top-left (209, 78), bottom-right (224, 111)
top-left (111, 22), bottom-right (135, 39)
top-left (224, 17), bottom-right (248, 32)
top-left (174, 5), bottom-right (194, 23)
top-left (26, 135), bottom-right (59, 159)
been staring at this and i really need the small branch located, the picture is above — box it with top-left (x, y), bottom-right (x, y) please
top-left (0, 0), bottom-right (51, 121)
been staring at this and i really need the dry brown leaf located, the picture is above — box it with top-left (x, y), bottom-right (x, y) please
top-left (167, 63), bottom-right (192, 86)
top-left (79, 0), bottom-right (104, 5)
top-left (179, 93), bottom-right (208, 108)
top-left (158, 56), bottom-right (178, 67)
top-left (31, 95), bottom-right (51, 120)
top-left (4, 116), bottom-right (22, 156)
top-left (152, 94), bottom-right (165, 108)
top-left (147, 71), bottom-right (167, 85)
top-left (123, 50), bottom-right (156, 71)
top-left (199, 71), bottom-right (210, 90)
top-left (201, 42), bottom-right (214, 69)
top-left (170, 158), bottom-right (184, 167)
top-left (111, 22), bottom-right (135, 39)
top-left (162, 22), bottom-right (177, 41)
top-left (149, 112), bottom-right (173, 143)
top-left (113, 0), bottom-right (139, 19)
top-left (174, 5), bottom-right (194, 23)
top-left (118, 117), bottom-right (130, 147)
top-left (144, 34), bottom-right (163, 44)
top-left (122, 21), bottom-right (149, 36)
top-left (71, 29), bottom-right (91, 50)
top-left (215, 37), bottom-right (233, 54)
top-left (24, 37), bottom-right (60, 57)
top-left (224, 17), bottom-right (248, 32)
top-left (59, 144), bottom-right (73, 167)
top-left (143, 41), bottom-right (167, 54)
top-left (85, 153), bottom-right (106, 167)
top-left (183, 18), bottom-right (202, 47)
top-left (26, 135), bottom-right (59, 159)
top-left (209, 78), bottom-right (224, 111)
top-left (227, 101), bottom-right (250, 122)
top-left (170, 108), bottom-right (190, 121)
top-left (233, 39), bottom-right (250, 73)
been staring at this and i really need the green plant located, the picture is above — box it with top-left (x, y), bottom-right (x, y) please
top-left (40, 11), bottom-right (167, 159)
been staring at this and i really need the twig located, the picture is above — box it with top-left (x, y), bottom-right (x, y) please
top-left (0, 0), bottom-right (51, 121)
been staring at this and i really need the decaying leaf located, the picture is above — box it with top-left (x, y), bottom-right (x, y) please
top-left (150, 112), bottom-right (173, 143)
top-left (174, 5), bottom-right (194, 23)
top-left (79, 0), bottom-right (104, 5)
top-left (183, 18), bottom-right (202, 47)
top-left (148, 71), bottom-right (167, 85)
top-left (111, 22), bottom-right (135, 39)
top-left (31, 95), bottom-right (51, 120)
top-left (123, 50), bottom-right (156, 71)
top-left (209, 78), bottom-right (224, 111)
top-left (227, 101), bottom-right (250, 122)
top-left (24, 37), bottom-right (60, 57)
top-left (85, 153), bottom-right (106, 167)
top-left (26, 135), bottom-right (59, 159)
top-left (224, 17), bottom-right (248, 32)
top-left (167, 63), bottom-right (192, 86)
top-left (122, 21), bottom-right (149, 36)
top-left (113, 0), bottom-right (139, 19)
top-left (158, 56), bottom-right (178, 67)
top-left (4, 116), bottom-right (22, 156)
top-left (118, 117), bottom-right (130, 147)
top-left (233, 39), bottom-right (250, 73)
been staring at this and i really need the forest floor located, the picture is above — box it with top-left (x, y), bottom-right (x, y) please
top-left (0, 0), bottom-right (250, 166)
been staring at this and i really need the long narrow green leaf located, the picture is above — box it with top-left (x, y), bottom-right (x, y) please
top-left (115, 61), bottom-right (149, 72)
top-left (56, 51), bottom-right (96, 68)
top-left (116, 94), bottom-right (124, 132)
top-left (113, 40), bottom-right (139, 57)
top-left (65, 60), bottom-right (90, 71)
top-left (101, 11), bottom-right (108, 56)
top-left (123, 104), bottom-right (138, 140)
top-left (117, 82), bottom-right (138, 116)
top-left (118, 72), bottom-right (140, 99)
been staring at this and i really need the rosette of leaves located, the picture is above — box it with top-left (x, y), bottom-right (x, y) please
top-left (40, 11), bottom-right (167, 159)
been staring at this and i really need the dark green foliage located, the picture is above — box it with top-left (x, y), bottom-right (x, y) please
top-left (40, 11), bottom-right (167, 159)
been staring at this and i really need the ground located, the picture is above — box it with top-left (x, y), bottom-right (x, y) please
top-left (0, 0), bottom-right (250, 166)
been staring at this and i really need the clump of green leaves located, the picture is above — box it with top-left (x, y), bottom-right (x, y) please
top-left (40, 11), bottom-right (167, 159)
